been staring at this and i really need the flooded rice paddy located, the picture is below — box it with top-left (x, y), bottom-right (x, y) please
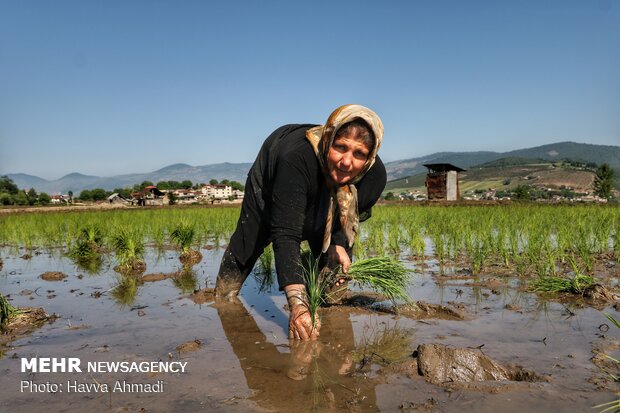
top-left (1, 242), bottom-right (618, 413)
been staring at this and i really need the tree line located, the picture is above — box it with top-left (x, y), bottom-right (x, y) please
top-left (0, 177), bottom-right (245, 205)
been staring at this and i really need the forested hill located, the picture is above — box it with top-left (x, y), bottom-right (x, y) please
top-left (383, 141), bottom-right (619, 181)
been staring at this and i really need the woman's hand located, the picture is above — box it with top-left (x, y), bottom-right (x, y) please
top-left (328, 245), bottom-right (351, 273)
top-left (284, 285), bottom-right (320, 340)
top-left (328, 245), bottom-right (350, 287)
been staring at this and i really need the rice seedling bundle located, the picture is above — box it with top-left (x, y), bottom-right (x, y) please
top-left (529, 274), bottom-right (595, 294)
top-left (170, 222), bottom-right (196, 254)
top-left (346, 256), bottom-right (412, 303)
top-left (300, 250), bottom-right (326, 329)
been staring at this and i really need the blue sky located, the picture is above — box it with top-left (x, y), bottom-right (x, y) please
top-left (1, 0), bottom-right (618, 179)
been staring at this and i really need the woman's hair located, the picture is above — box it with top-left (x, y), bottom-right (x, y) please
top-left (334, 119), bottom-right (375, 151)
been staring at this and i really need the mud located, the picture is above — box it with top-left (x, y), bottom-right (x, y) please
top-left (189, 287), bottom-right (215, 304)
top-left (414, 343), bottom-right (546, 386)
top-left (0, 307), bottom-right (57, 348)
top-left (377, 301), bottom-right (470, 320)
top-left (179, 250), bottom-right (203, 265)
top-left (176, 339), bottom-right (202, 354)
top-left (113, 260), bottom-right (147, 275)
top-left (140, 273), bottom-right (171, 282)
top-left (40, 271), bottom-right (67, 281)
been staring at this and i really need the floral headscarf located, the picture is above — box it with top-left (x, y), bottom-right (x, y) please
top-left (305, 104), bottom-right (384, 252)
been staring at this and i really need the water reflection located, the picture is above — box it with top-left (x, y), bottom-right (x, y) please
top-left (111, 274), bottom-right (139, 307)
top-left (214, 299), bottom-right (391, 412)
top-left (172, 265), bottom-right (198, 293)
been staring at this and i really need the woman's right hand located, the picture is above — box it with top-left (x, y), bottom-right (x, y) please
top-left (284, 284), bottom-right (320, 340)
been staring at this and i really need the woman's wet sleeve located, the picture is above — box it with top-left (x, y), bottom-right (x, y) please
top-left (270, 156), bottom-right (309, 289)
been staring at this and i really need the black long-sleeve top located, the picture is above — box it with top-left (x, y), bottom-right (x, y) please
top-left (236, 124), bottom-right (386, 289)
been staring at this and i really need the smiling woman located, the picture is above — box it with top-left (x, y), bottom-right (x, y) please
top-left (211, 104), bottom-right (387, 341)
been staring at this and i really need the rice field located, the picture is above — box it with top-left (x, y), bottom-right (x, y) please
top-left (1, 204), bottom-right (617, 280)
top-left (0, 203), bottom-right (619, 412)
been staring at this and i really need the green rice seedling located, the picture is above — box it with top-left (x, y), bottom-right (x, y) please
top-left (387, 225), bottom-right (401, 255)
top-left (529, 274), bottom-right (595, 295)
top-left (346, 256), bottom-right (412, 303)
top-left (170, 222), bottom-right (196, 254)
top-left (300, 249), bottom-right (328, 330)
top-left (430, 233), bottom-right (447, 274)
top-left (0, 293), bottom-right (20, 327)
top-left (67, 225), bottom-right (104, 261)
top-left (111, 227), bottom-right (146, 274)
top-left (170, 222), bottom-right (202, 264)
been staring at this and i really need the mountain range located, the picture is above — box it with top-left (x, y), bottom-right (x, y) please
top-left (4, 141), bottom-right (619, 194)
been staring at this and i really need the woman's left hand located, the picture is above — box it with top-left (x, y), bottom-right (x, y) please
top-left (328, 245), bottom-right (350, 287)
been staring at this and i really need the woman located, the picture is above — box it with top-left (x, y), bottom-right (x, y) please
top-left (215, 104), bottom-right (386, 340)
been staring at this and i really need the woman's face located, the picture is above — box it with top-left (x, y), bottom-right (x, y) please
top-left (326, 135), bottom-right (370, 185)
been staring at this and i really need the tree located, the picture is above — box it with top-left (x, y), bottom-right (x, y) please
top-left (513, 185), bottom-right (531, 201)
top-left (230, 181), bottom-right (244, 191)
top-left (14, 191), bottom-right (28, 205)
top-left (79, 190), bottom-right (92, 201)
top-left (0, 176), bottom-right (19, 194)
top-left (0, 193), bottom-right (13, 205)
top-left (68, 190), bottom-right (73, 203)
top-left (384, 192), bottom-right (396, 201)
top-left (38, 192), bottom-right (51, 205)
top-left (156, 181), bottom-right (171, 190)
top-left (133, 181), bottom-right (154, 191)
top-left (112, 187), bottom-right (132, 199)
top-left (594, 163), bottom-right (614, 199)
top-left (90, 188), bottom-right (108, 201)
top-left (180, 180), bottom-right (192, 189)
top-left (209, 179), bottom-right (218, 185)
top-left (26, 188), bottom-right (38, 205)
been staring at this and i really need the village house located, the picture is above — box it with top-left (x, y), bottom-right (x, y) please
top-left (131, 186), bottom-right (165, 206)
top-left (50, 194), bottom-right (69, 204)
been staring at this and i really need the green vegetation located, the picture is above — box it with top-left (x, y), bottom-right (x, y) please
top-left (0, 204), bottom-right (617, 288)
top-left (0, 294), bottom-right (19, 327)
top-left (301, 250), bottom-right (326, 330)
top-left (111, 227), bottom-right (146, 274)
top-left (170, 222), bottom-right (197, 255)
top-left (0, 176), bottom-right (52, 206)
top-left (67, 225), bottom-right (105, 261)
top-left (595, 163), bottom-right (615, 200)
top-left (529, 274), bottom-right (595, 294)
top-left (346, 256), bottom-right (412, 303)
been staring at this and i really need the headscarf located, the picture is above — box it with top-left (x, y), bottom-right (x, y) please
top-left (305, 104), bottom-right (384, 253)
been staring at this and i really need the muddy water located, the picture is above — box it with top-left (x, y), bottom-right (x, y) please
top-left (0, 247), bottom-right (618, 412)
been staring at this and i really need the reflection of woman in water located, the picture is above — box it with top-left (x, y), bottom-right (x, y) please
top-left (214, 298), bottom-right (378, 411)
top-left (215, 105), bottom-right (386, 340)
